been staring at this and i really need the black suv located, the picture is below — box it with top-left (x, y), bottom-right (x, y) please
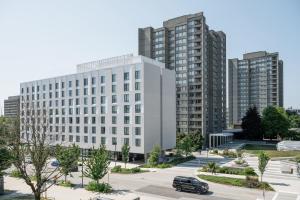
top-left (172, 176), bottom-right (209, 194)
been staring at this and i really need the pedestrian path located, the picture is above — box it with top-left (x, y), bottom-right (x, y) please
top-left (272, 192), bottom-right (300, 200)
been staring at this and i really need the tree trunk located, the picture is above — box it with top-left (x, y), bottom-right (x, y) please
top-left (65, 175), bottom-right (67, 183)
top-left (0, 175), bottom-right (4, 195)
top-left (34, 191), bottom-right (41, 200)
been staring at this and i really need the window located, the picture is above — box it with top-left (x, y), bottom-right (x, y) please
top-left (76, 98), bottom-right (80, 105)
top-left (101, 106), bottom-right (106, 114)
top-left (68, 81), bottom-right (72, 88)
top-left (62, 135), bottom-right (65, 142)
top-left (101, 137), bottom-right (106, 145)
top-left (124, 105), bottom-right (130, 113)
top-left (112, 127), bottom-right (117, 134)
top-left (101, 76), bottom-right (105, 84)
top-left (124, 72), bottom-right (129, 81)
top-left (92, 97), bottom-right (96, 104)
top-left (112, 74), bottom-right (116, 82)
top-left (69, 126), bottom-right (72, 133)
top-left (112, 137), bottom-right (117, 145)
top-left (101, 116), bottom-right (105, 124)
top-left (124, 138), bottom-right (129, 145)
top-left (101, 127), bottom-right (105, 134)
top-left (92, 87), bottom-right (96, 95)
top-left (92, 136), bottom-right (96, 144)
top-left (92, 127), bottom-right (96, 134)
top-left (84, 126), bottom-right (88, 133)
top-left (84, 97), bottom-right (88, 105)
top-left (124, 94), bottom-right (129, 102)
top-left (69, 135), bottom-right (73, 142)
top-left (84, 117), bottom-right (88, 124)
top-left (84, 88), bottom-right (88, 95)
top-left (76, 136), bottom-right (80, 142)
top-left (135, 127), bottom-right (141, 135)
top-left (76, 80), bottom-right (79, 87)
top-left (92, 107), bottom-right (96, 114)
top-left (76, 126), bottom-right (80, 133)
top-left (84, 136), bottom-right (88, 143)
top-left (135, 93), bottom-right (141, 102)
top-left (69, 117), bottom-right (73, 124)
top-left (76, 117), bottom-right (80, 124)
top-left (92, 77), bottom-right (96, 85)
top-left (135, 116), bottom-right (141, 124)
top-left (135, 70), bottom-right (141, 79)
top-left (135, 139), bottom-right (141, 147)
top-left (84, 78), bottom-right (88, 86)
top-left (124, 83), bottom-right (129, 91)
top-left (112, 106), bottom-right (117, 114)
top-left (124, 116), bottom-right (130, 124)
top-left (112, 85), bottom-right (116, 93)
top-left (84, 107), bottom-right (88, 114)
top-left (76, 89), bottom-right (79, 96)
top-left (112, 116), bottom-right (117, 124)
top-left (101, 96), bottom-right (106, 104)
top-left (101, 86), bottom-right (105, 94)
top-left (124, 127), bottom-right (129, 135)
top-left (92, 117), bottom-right (96, 124)
top-left (68, 90), bottom-right (72, 97)
top-left (135, 104), bottom-right (141, 113)
top-left (135, 82), bottom-right (140, 90)
top-left (112, 95), bottom-right (117, 103)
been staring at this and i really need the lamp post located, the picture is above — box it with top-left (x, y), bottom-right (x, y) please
top-left (81, 149), bottom-right (84, 188)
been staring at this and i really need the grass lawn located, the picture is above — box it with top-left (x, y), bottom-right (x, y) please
top-left (198, 174), bottom-right (274, 191)
top-left (242, 144), bottom-right (300, 158)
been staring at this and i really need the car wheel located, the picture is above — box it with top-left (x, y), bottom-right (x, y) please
top-left (197, 189), bottom-right (203, 194)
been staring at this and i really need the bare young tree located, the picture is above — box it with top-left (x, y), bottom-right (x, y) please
top-left (7, 103), bottom-right (63, 200)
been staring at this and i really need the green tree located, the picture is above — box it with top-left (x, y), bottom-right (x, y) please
top-left (121, 144), bottom-right (130, 169)
top-left (178, 135), bottom-right (193, 157)
top-left (84, 145), bottom-right (110, 184)
top-left (189, 131), bottom-right (204, 151)
top-left (0, 147), bottom-right (11, 194)
top-left (262, 106), bottom-right (290, 139)
top-left (241, 107), bottom-right (263, 140)
top-left (207, 162), bottom-right (217, 174)
top-left (56, 144), bottom-right (80, 182)
top-left (288, 114), bottom-right (300, 128)
top-left (148, 145), bottom-right (161, 166)
top-left (258, 151), bottom-right (270, 200)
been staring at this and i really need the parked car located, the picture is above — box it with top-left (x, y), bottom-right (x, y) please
top-left (172, 176), bottom-right (209, 194)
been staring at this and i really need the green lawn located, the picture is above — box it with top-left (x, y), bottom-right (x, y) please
top-left (242, 144), bottom-right (300, 158)
top-left (198, 174), bottom-right (274, 191)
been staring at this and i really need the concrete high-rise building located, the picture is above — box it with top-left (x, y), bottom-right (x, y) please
top-left (4, 95), bottom-right (20, 118)
top-left (20, 55), bottom-right (176, 159)
top-left (228, 51), bottom-right (283, 125)
top-left (138, 12), bottom-right (226, 143)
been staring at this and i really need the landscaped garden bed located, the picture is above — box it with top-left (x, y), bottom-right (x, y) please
top-left (198, 174), bottom-right (274, 191)
top-left (200, 165), bottom-right (257, 176)
top-left (141, 155), bottom-right (195, 169)
top-left (111, 165), bottom-right (149, 174)
top-left (242, 144), bottom-right (300, 158)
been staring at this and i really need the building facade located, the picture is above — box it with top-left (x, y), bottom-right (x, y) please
top-left (138, 12), bottom-right (226, 143)
top-left (20, 55), bottom-right (176, 158)
top-left (4, 95), bottom-right (20, 118)
top-left (228, 51), bottom-right (284, 125)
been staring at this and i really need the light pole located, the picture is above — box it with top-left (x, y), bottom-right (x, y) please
top-left (114, 143), bottom-right (117, 167)
top-left (81, 149), bottom-right (84, 188)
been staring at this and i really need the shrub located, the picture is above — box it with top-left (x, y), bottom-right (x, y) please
top-left (10, 169), bottom-right (22, 178)
top-left (111, 165), bottom-right (122, 173)
top-left (244, 167), bottom-right (256, 176)
top-left (246, 176), bottom-right (259, 188)
top-left (130, 167), bottom-right (141, 173)
top-left (85, 181), bottom-right (112, 193)
top-left (213, 149), bottom-right (218, 154)
top-left (156, 163), bottom-right (172, 168)
top-left (234, 159), bottom-right (245, 165)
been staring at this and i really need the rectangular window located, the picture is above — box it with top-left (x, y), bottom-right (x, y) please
top-left (112, 95), bottom-right (117, 103)
top-left (92, 107), bottom-right (96, 114)
top-left (69, 135), bottom-right (73, 142)
top-left (135, 70), bottom-right (141, 79)
top-left (135, 82), bottom-right (140, 90)
top-left (112, 85), bottom-right (116, 93)
top-left (124, 105), bottom-right (130, 113)
top-left (76, 89), bottom-right (79, 96)
top-left (101, 76), bottom-right (105, 84)
top-left (112, 137), bottom-right (117, 145)
top-left (124, 72), bottom-right (129, 81)
top-left (101, 96), bottom-right (106, 104)
top-left (135, 139), bottom-right (141, 147)
top-left (92, 117), bottom-right (96, 124)
top-left (101, 127), bottom-right (105, 134)
top-left (84, 117), bottom-right (88, 124)
top-left (135, 93), bottom-right (141, 102)
top-left (124, 127), bottom-right (129, 135)
top-left (135, 127), bottom-right (141, 135)
top-left (135, 104), bottom-right (141, 113)
top-left (76, 126), bottom-right (80, 133)
top-left (112, 74), bottom-right (116, 82)
top-left (124, 116), bottom-right (130, 124)
top-left (92, 97), bottom-right (96, 104)
top-left (84, 88), bottom-right (88, 95)
top-left (69, 126), bottom-right (72, 133)
top-left (76, 136), bottom-right (80, 142)
top-left (76, 80), bottom-right (79, 87)
top-left (84, 126), bottom-right (88, 133)
top-left (112, 106), bottom-right (117, 114)
top-left (124, 138), bottom-right (129, 145)
top-left (135, 116), bottom-right (141, 124)
top-left (92, 127), bottom-right (96, 134)
top-left (124, 94), bottom-right (129, 102)
top-left (101, 137), bottom-right (106, 145)
top-left (112, 116), bottom-right (117, 124)
top-left (101, 86), bottom-right (105, 94)
top-left (92, 136), bottom-right (96, 144)
top-left (112, 127), bottom-right (117, 134)
top-left (69, 81), bottom-right (72, 88)
top-left (101, 106), bottom-right (106, 114)
top-left (92, 87), bottom-right (96, 95)
top-left (84, 136), bottom-right (88, 143)
top-left (92, 77), bottom-right (96, 85)
top-left (84, 107), bottom-right (88, 114)
top-left (124, 83), bottom-right (129, 92)
top-left (101, 116), bottom-right (105, 124)
top-left (84, 78), bottom-right (88, 86)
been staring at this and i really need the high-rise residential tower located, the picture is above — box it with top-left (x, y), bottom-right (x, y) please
top-left (228, 51), bottom-right (284, 125)
top-left (4, 95), bottom-right (20, 118)
top-left (138, 12), bottom-right (226, 142)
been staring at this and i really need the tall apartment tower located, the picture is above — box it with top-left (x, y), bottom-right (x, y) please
top-left (4, 95), bottom-right (20, 118)
top-left (138, 12), bottom-right (226, 141)
top-left (228, 51), bottom-right (284, 125)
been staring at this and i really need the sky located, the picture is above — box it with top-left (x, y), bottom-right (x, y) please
top-left (0, 0), bottom-right (299, 112)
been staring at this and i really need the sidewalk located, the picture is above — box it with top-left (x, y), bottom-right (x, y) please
top-left (3, 176), bottom-right (140, 200)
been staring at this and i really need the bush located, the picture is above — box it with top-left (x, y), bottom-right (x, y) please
top-left (130, 167), bottom-right (141, 173)
top-left (213, 149), bottom-right (218, 154)
top-left (58, 180), bottom-right (72, 187)
top-left (156, 163), bottom-right (172, 168)
top-left (234, 159), bottom-right (245, 165)
top-left (111, 165), bottom-right (122, 173)
top-left (244, 167), bottom-right (256, 176)
top-left (10, 170), bottom-right (22, 178)
top-left (245, 176), bottom-right (259, 188)
top-left (85, 181), bottom-right (112, 193)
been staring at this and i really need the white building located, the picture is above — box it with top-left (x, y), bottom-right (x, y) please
top-left (20, 55), bottom-right (176, 159)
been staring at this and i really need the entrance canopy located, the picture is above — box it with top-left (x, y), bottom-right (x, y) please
top-left (209, 132), bottom-right (234, 148)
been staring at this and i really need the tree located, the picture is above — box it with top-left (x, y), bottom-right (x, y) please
top-left (189, 131), bottom-right (204, 151)
top-left (262, 106), bottom-right (290, 139)
top-left (56, 144), bottom-right (80, 182)
top-left (148, 145), bottom-right (161, 166)
top-left (6, 107), bottom-right (62, 200)
top-left (207, 162), bottom-right (217, 174)
top-left (241, 107), bottom-right (263, 140)
top-left (0, 147), bottom-right (11, 194)
top-left (258, 151), bottom-right (270, 200)
top-left (84, 145), bottom-right (110, 184)
top-left (178, 135), bottom-right (193, 157)
top-left (121, 144), bottom-right (130, 169)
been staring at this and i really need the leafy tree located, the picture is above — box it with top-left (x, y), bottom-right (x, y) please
top-left (121, 144), bottom-right (130, 169)
top-left (0, 147), bottom-right (11, 194)
top-left (207, 162), bottom-right (217, 174)
top-left (178, 135), bottom-right (193, 157)
top-left (288, 114), bottom-right (300, 128)
top-left (148, 145), bottom-right (161, 166)
top-left (56, 144), bottom-right (80, 182)
top-left (262, 106), bottom-right (290, 139)
top-left (189, 131), bottom-right (204, 151)
top-left (84, 145), bottom-right (110, 184)
top-left (258, 151), bottom-right (270, 200)
top-left (241, 107), bottom-right (263, 140)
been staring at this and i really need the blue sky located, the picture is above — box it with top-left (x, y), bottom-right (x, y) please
top-left (0, 0), bottom-right (299, 112)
